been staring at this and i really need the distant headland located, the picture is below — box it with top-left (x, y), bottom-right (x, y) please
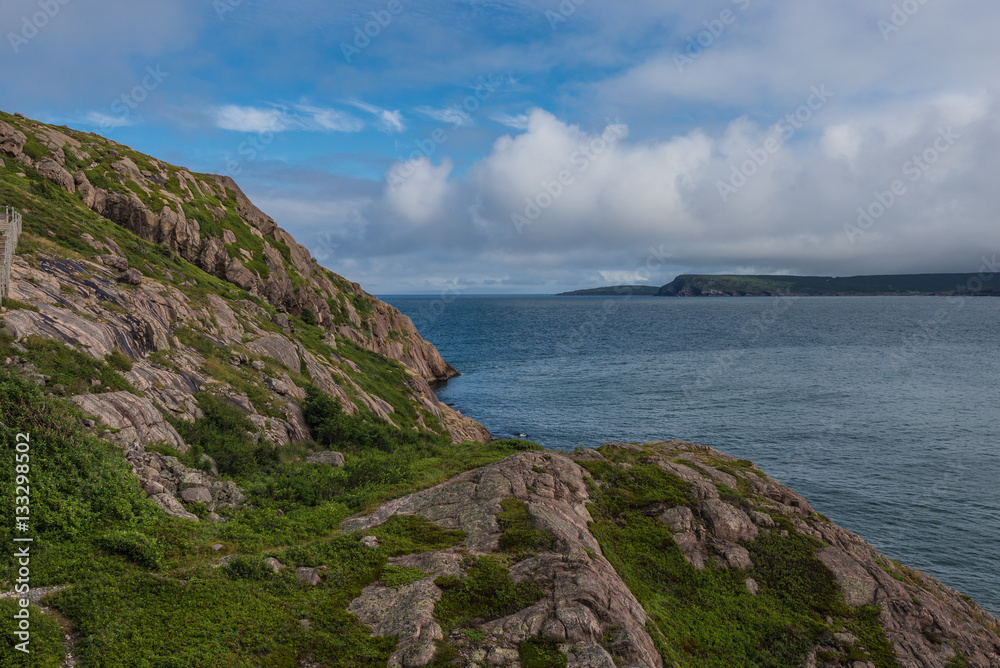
top-left (558, 273), bottom-right (1000, 297)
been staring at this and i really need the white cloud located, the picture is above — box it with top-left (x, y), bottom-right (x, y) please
top-left (386, 157), bottom-right (453, 224)
top-left (213, 105), bottom-right (288, 133)
top-left (292, 97), bottom-right (1000, 292)
top-left (351, 102), bottom-right (405, 133)
top-left (296, 105), bottom-right (365, 133)
top-left (84, 111), bottom-right (135, 129)
top-left (416, 106), bottom-right (473, 127)
top-left (490, 113), bottom-right (531, 130)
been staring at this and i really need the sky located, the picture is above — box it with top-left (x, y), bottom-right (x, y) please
top-left (2, 0), bottom-right (1000, 294)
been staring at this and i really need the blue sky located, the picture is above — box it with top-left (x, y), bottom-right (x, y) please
top-left (2, 0), bottom-right (1000, 293)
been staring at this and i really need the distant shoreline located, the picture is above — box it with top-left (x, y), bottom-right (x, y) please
top-left (558, 273), bottom-right (1000, 297)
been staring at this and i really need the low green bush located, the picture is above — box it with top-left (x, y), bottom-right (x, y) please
top-left (0, 600), bottom-right (65, 667)
top-left (497, 497), bottom-right (555, 556)
top-left (519, 636), bottom-right (567, 668)
top-left (433, 556), bottom-right (544, 633)
top-left (224, 555), bottom-right (275, 581)
top-left (99, 530), bottom-right (164, 569)
top-left (104, 349), bottom-right (133, 372)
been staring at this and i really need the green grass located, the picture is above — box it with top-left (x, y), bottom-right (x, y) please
top-left (98, 529), bottom-right (164, 569)
top-left (581, 447), bottom-right (902, 668)
top-left (0, 601), bottom-right (66, 667)
top-left (946, 652), bottom-right (969, 667)
top-left (519, 637), bottom-right (567, 668)
top-left (0, 332), bottom-right (139, 396)
top-left (22, 135), bottom-right (50, 161)
top-left (433, 556), bottom-right (544, 634)
top-left (381, 564), bottom-right (427, 588)
top-left (104, 349), bottom-right (134, 372)
top-left (1, 298), bottom-right (40, 312)
top-left (497, 497), bottom-right (555, 557)
top-left (0, 372), bottom-right (162, 582)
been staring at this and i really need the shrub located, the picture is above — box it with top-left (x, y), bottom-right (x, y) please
top-left (105, 350), bottom-right (134, 372)
top-left (497, 497), bottom-right (555, 555)
top-left (172, 393), bottom-right (268, 478)
top-left (0, 600), bottom-right (65, 667)
top-left (519, 637), bottom-right (567, 668)
top-left (22, 135), bottom-right (49, 161)
top-left (381, 565), bottom-right (426, 588)
top-left (224, 556), bottom-right (274, 581)
top-left (434, 556), bottom-right (544, 633)
top-left (98, 530), bottom-right (163, 569)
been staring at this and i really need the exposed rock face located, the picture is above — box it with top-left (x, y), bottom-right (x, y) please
top-left (3, 253), bottom-right (486, 445)
top-left (610, 441), bottom-right (1000, 668)
top-left (0, 113), bottom-right (474, 392)
top-left (341, 445), bottom-right (1000, 668)
top-left (305, 451), bottom-right (345, 467)
top-left (70, 391), bottom-right (187, 452)
top-left (344, 451), bottom-right (663, 668)
top-left (125, 445), bottom-right (246, 522)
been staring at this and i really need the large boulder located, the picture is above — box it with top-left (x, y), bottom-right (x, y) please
top-left (71, 391), bottom-right (188, 452)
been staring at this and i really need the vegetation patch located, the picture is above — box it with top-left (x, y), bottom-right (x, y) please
top-left (1, 298), bottom-right (40, 312)
top-left (433, 556), bottom-right (544, 634)
top-left (98, 529), bottom-right (164, 569)
top-left (583, 451), bottom-right (901, 667)
top-left (0, 332), bottom-right (139, 396)
top-left (497, 497), bottom-right (555, 556)
top-left (519, 636), bottom-right (567, 668)
top-left (224, 555), bottom-right (276, 581)
top-left (170, 392), bottom-right (276, 479)
top-left (104, 349), bottom-right (133, 372)
top-left (0, 600), bottom-right (65, 668)
top-left (381, 564), bottom-right (427, 588)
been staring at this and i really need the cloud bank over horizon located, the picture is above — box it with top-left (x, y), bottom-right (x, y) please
top-left (2, 0), bottom-right (999, 292)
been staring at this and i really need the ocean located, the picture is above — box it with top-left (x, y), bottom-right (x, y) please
top-left (382, 294), bottom-right (1000, 617)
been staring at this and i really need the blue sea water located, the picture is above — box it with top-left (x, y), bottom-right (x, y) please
top-left (381, 294), bottom-right (1000, 617)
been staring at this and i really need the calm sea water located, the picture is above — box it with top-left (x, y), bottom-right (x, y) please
top-left (382, 295), bottom-right (1000, 617)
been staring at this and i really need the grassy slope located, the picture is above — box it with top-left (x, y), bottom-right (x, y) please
top-left (581, 445), bottom-right (902, 668)
top-left (0, 109), bottom-right (447, 435)
top-left (0, 372), bottom-right (537, 667)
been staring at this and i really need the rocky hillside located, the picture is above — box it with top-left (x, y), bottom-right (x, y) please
top-left (0, 111), bottom-right (997, 667)
top-left (0, 109), bottom-right (488, 445)
top-left (339, 442), bottom-right (1000, 668)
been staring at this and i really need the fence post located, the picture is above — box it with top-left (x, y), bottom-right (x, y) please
top-left (1, 206), bottom-right (23, 306)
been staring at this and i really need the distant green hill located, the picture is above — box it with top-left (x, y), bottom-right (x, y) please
top-left (557, 285), bottom-right (662, 296)
top-left (658, 274), bottom-right (999, 296)
top-left (561, 274), bottom-right (1000, 298)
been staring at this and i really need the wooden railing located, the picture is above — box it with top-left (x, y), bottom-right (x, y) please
top-left (0, 206), bottom-right (23, 305)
